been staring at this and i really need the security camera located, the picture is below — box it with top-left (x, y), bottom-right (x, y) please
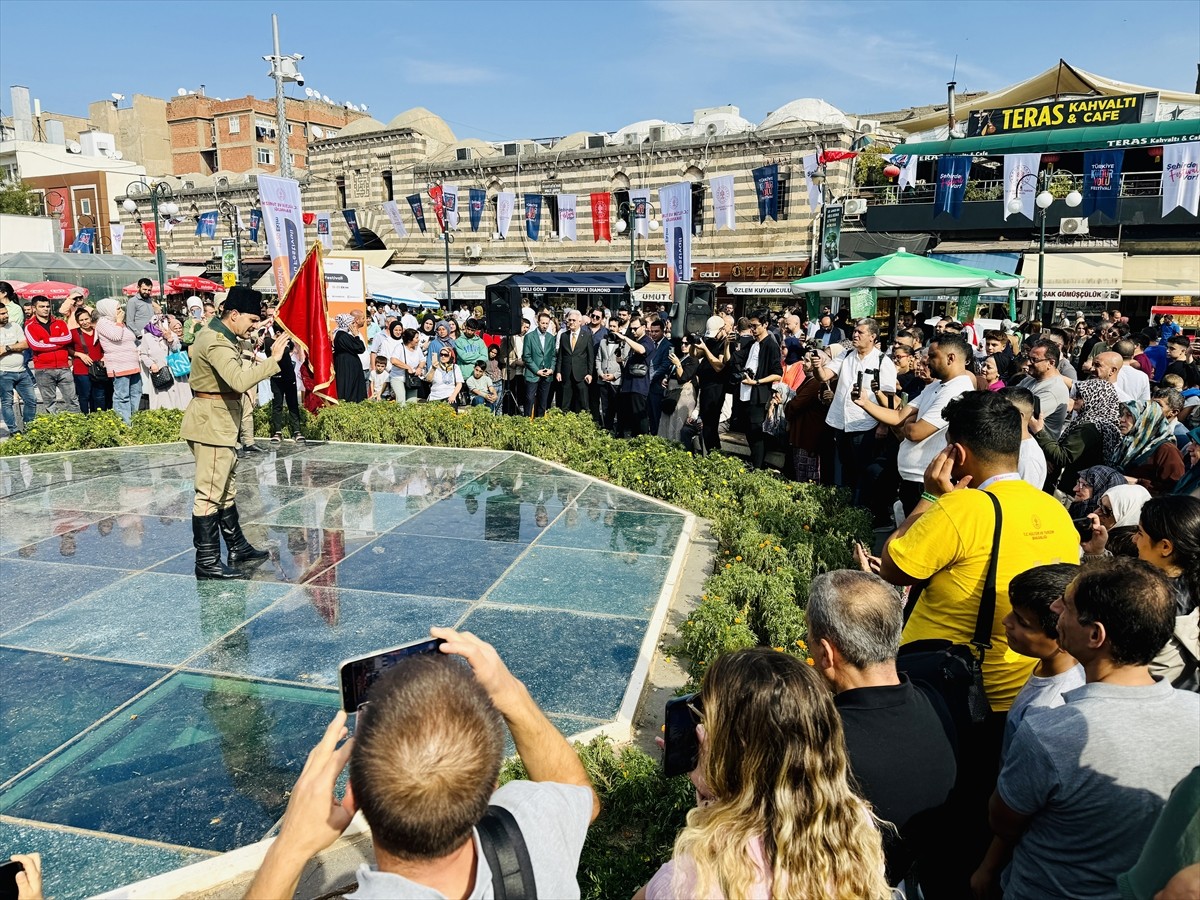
top-left (295, 75), bottom-right (304, 86)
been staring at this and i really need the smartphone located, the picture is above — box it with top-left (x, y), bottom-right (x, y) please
top-left (338, 637), bottom-right (445, 713)
top-left (1072, 517), bottom-right (1094, 542)
top-left (1030, 394), bottom-right (1042, 420)
top-left (663, 693), bottom-right (702, 778)
top-left (0, 861), bottom-right (23, 900)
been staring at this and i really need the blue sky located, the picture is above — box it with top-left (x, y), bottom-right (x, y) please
top-left (1, 0), bottom-right (1196, 141)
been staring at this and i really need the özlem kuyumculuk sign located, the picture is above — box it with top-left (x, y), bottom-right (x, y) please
top-left (968, 93), bottom-right (1144, 137)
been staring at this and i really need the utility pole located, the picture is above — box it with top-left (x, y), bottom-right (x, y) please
top-left (271, 14), bottom-right (292, 180)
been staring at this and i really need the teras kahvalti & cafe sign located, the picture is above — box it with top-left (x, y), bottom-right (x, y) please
top-left (968, 93), bottom-right (1145, 137)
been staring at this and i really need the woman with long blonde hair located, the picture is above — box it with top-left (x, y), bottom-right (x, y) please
top-left (637, 648), bottom-right (889, 899)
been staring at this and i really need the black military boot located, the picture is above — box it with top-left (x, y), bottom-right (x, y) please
top-left (194, 514), bottom-right (247, 580)
top-left (218, 504), bottom-right (270, 566)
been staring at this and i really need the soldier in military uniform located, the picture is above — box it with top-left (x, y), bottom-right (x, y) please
top-left (181, 286), bottom-right (288, 579)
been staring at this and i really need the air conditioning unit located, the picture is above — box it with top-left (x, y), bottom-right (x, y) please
top-left (856, 118), bottom-right (880, 135)
top-left (586, 134), bottom-right (607, 150)
top-left (463, 243), bottom-right (483, 259)
top-left (182, 180), bottom-right (195, 190)
top-left (623, 132), bottom-right (639, 147)
top-left (1059, 217), bottom-right (1090, 236)
top-left (844, 198), bottom-right (868, 216)
top-left (503, 142), bottom-right (519, 156)
top-left (649, 126), bottom-right (668, 143)
top-left (456, 147), bottom-right (473, 162)
top-left (215, 176), bottom-right (230, 188)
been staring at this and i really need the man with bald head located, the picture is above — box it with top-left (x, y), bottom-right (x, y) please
top-left (1095, 350), bottom-right (1132, 402)
top-left (1112, 339), bottom-right (1150, 402)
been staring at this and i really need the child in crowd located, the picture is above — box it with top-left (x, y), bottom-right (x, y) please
top-left (368, 356), bottom-right (390, 401)
top-left (1001, 563), bottom-right (1085, 759)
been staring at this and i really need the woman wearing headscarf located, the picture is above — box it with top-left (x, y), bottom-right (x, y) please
top-left (93, 298), bottom-right (142, 423)
top-left (1113, 400), bottom-right (1185, 495)
top-left (1067, 465), bottom-right (1127, 520)
top-left (1032, 378), bottom-right (1123, 495)
top-left (332, 313), bottom-right (367, 403)
top-left (140, 314), bottom-right (191, 410)
top-left (1080, 482), bottom-right (1154, 562)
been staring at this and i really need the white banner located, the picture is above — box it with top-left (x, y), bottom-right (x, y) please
top-left (381, 200), bottom-right (407, 239)
top-left (802, 152), bottom-right (822, 210)
top-left (558, 193), bottom-right (577, 241)
top-left (496, 191), bottom-right (516, 239)
top-left (1004, 153), bottom-right (1041, 220)
top-left (710, 174), bottom-right (736, 231)
top-left (444, 184), bottom-right (459, 230)
top-left (258, 174), bottom-right (306, 293)
top-left (659, 182), bottom-right (693, 283)
top-left (630, 187), bottom-right (651, 238)
top-left (314, 211), bottom-right (333, 250)
top-left (895, 153), bottom-right (918, 192)
top-left (110, 224), bottom-right (124, 255)
top-left (1162, 141), bottom-right (1200, 217)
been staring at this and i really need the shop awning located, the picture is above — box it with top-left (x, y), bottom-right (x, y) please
top-left (438, 273), bottom-right (509, 301)
top-left (1017, 251), bottom-right (1123, 301)
top-left (1122, 255), bottom-right (1200, 297)
top-left (635, 282), bottom-right (672, 303)
top-left (928, 252), bottom-right (1021, 274)
top-left (505, 272), bottom-right (629, 295)
top-left (894, 119), bottom-right (1200, 157)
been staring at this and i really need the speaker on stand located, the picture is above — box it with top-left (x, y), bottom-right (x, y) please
top-left (670, 282), bottom-right (717, 339)
top-left (484, 282), bottom-right (524, 336)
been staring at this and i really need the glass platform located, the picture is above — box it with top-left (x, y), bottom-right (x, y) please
top-left (0, 442), bottom-right (690, 899)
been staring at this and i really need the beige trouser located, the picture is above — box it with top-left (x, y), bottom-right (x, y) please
top-left (189, 441), bottom-right (238, 516)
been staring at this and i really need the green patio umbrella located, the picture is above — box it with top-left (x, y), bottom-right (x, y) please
top-left (790, 250), bottom-right (1022, 296)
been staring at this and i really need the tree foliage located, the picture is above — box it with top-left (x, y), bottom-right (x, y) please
top-left (0, 179), bottom-right (40, 216)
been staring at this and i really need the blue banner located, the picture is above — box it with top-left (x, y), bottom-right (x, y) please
top-left (524, 193), bottom-right (542, 240)
top-left (407, 193), bottom-right (427, 233)
top-left (934, 156), bottom-right (972, 219)
top-left (752, 164), bottom-right (779, 222)
top-left (468, 188), bottom-right (485, 233)
top-left (195, 210), bottom-right (218, 238)
top-left (343, 209), bottom-right (363, 247)
top-left (248, 209), bottom-right (261, 242)
top-left (67, 227), bottom-right (95, 253)
top-left (1081, 149), bottom-right (1124, 219)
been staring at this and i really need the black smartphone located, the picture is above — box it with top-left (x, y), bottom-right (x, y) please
top-left (0, 861), bottom-right (23, 900)
top-left (338, 637), bottom-right (445, 713)
top-left (1030, 394), bottom-right (1042, 420)
top-left (663, 693), bottom-right (703, 778)
top-left (1072, 517), bottom-right (1094, 542)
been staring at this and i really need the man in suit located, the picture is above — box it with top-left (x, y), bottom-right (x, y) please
top-left (523, 311), bottom-right (557, 417)
top-left (555, 309), bottom-right (595, 414)
top-left (739, 310), bottom-right (783, 470)
top-left (645, 315), bottom-right (673, 435)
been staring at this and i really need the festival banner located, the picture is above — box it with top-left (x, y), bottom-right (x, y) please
top-left (1161, 141), bottom-right (1200, 217)
top-left (1081, 150), bottom-right (1124, 219)
top-left (67, 227), bottom-right (95, 253)
top-left (968, 93), bottom-right (1144, 137)
top-left (934, 156), bottom-right (972, 219)
top-left (524, 193), bottom-right (543, 241)
top-left (314, 211), bottom-right (333, 250)
top-left (221, 238), bottom-right (238, 288)
top-left (630, 187), bottom-right (651, 238)
top-left (957, 287), bottom-right (980, 323)
top-left (1007, 287), bottom-right (1018, 321)
top-left (658, 182), bottom-right (693, 283)
top-left (557, 193), bottom-right (577, 241)
top-left (590, 192), bottom-right (611, 242)
top-left (443, 184), bottom-right (459, 230)
top-left (1003, 153), bottom-right (1041, 221)
top-left (141, 221), bottom-right (157, 255)
top-left (496, 191), bottom-right (516, 238)
top-left (110, 223), bottom-right (125, 255)
top-left (802, 152), bottom-right (823, 211)
top-left (468, 188), bottom-right (485, 232)
top-left (818, 204), bottom-right (843, 273)
top-left (275, 243), bottom-right (336, 404)
top-left (257, 174), bottom-right (306, 294)
top-left (428, 184), bottom-right (445, 231)
top-left (343, 209), bottom-right (363, 248)
top-left (710, 175), bottom-right (735, 231)
top-left (893, 153), bottom-right (918, 192)
top-left (406, 194), bottom-right (427, 233)
top-left (752, 164), bottom-right (779, 222)
top-left (849, 287), bottom-right (877, 319)
top-left (195, 210), bottom-right (218, 239)
top-left (248, 208), bottom-right (262, 243)
top-left (381, 201), bottom-right (407, 239)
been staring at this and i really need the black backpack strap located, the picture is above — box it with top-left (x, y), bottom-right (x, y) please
top-left (973, 492), bottom-right (1003, 650)
top-left (476, 804), bottom-right (537, 900)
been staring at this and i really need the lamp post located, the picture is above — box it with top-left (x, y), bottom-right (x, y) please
top-left (615, 198), bottom-right (658, 303)
top-left (1008, 169), bottom-right (1082, 319)
top-left (442, 226), bottom-right (454, 309)
top-left (122, 179), bottom-right (178, 303)
top-left (264, 13), bottom-right (304, 180)
top-left (217, 200), bottom-right (244, 287)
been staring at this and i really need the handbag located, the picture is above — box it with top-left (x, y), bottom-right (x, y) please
top-left (896, 492), bottom-right (1001, 737)
top-left (626, 362), bottom-right (648, 379)
top-left (150, 366), bottom-right (175, 391)
top-left (404, 371), bottom-right (422, 390)
top-left (166, 349), bottom-right (191, 378)
top-left (88, 360), bottom-right (108, 382)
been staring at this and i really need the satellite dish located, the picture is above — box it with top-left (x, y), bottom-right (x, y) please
top-left (111, 92), bottom-right (125, 101)
top-left (322, 95), bottom-right (331, 104)
top-left (112, 150), bottom-right (124, 160)
top-left (66, 140), bottom-right (82, 153)
top-left (360, 103), bottom-right (369, 112)
top-left (304, 87), bottom-right (314, 98)
top-left (176, 88), bottom-right (188, 96)
top-left (311, 125), bottom-right (324, 138)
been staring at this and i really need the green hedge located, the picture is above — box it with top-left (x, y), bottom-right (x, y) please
top-left (2, 401), bottom-right (869, 898)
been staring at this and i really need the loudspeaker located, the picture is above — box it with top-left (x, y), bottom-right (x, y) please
top-left (670, 282), bottom-right (716, 338)
top-left (485, 283), bottom-right (523, 335)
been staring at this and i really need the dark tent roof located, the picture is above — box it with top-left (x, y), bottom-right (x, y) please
top-left (502, 271), bottom-right (629, 295)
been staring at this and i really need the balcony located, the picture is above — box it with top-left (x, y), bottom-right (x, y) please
top-left (858, 171), bottom-right (1194, 233)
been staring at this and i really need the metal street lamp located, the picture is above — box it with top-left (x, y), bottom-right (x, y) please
top-left (122, 179), bottom-right (178, 302)
top-left (1008, 169), bottom-right (1082, 316)
top-left (615, 199), bottom-right (658, 297)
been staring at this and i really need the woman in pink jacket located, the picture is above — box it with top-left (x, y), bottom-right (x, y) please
top-left (93, 298), bottom-right (142, 423)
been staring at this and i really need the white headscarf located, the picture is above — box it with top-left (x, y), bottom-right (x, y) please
top-left (95, 298), bottom-right (121, 320)
top-left (1104, 484), bottom-right (1152, 528)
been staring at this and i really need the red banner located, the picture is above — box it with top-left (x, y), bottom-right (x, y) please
top-left (428, 184), bottom-right (446, 232)
top-left (141, 221), bottom-right (157, 255)
top-left (275, 244), bottom-right (337, 404)
top-left (590, 192), bottom-right (611, 242)
top-left (818, 149), bottom-right (858, 165)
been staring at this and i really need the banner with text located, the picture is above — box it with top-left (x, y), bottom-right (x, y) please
top-left (630, 188), bottom-right (651, 238)
top-left (1003, 153), bottom-right (1041, 221)
top-left (957, 287), bottom-right (980, 323)
top-left (496, 191), bottom-right (515, 238)
top-left (849, 286), bottom-right (877, 319)
top-left (141, 221), bottom-right (156, 255)
top-left (1161, 141), bottom-right (1200, 217)
top-left (221, 238), bottom-right (238, 288)
top-left (659, 182), bottom-right (693, 283)
top-left (710, 174), bottom-right (735, 230)
top-left (195, 211), bottom-right (218, 239)
top-left (1082, 149), bottom-right (1124, 219)
top-left (249, 208), bottom-right (262, 243)
top-left (558, 193), bottom-right (577, 241)
top-left (428, 185), bottom-right (445, 232)
top-left (968, 93), bottom-right (1144, 137)
top-left (314, 211), bottom-right (333, 250)
top-left (343, 209), bottom-right (363, 248)
top-left (752, 164), bottom-right (779, 222)
top-left (524, 193), bottom-right (543, 241)
top-left (934, 156), bottom-right (971, 219)
top-left (381, 201), bottom-right (407, 240)
top-left (67, 228), bottom-right (95, 253)
top-left (443, 184), bottom-right (459, 230)
top-left (819, 204), bottom-right (843, 273)
top-left (407, 194), bottom-right (427, 233)
top-left (257, 174), bottom-right (306, 294)
top-left (110, 223), bottom-right (124, 255)
top-left (802, 152), bottom-right (822, 211)
top-left (468, 189), bottom-right (485, 232)
top-left (590, 192), bottom-right (611, 242)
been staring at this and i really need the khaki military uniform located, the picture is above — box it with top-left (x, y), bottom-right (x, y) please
top-left (181, 319), bottom-right (279, 516)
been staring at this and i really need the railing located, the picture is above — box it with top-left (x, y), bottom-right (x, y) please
top-left (853, 170), bottom-right (1163, 206)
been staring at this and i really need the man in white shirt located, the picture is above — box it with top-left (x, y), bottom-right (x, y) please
top-left (1113, 339), bottom-right (1150, 402)
top-left (398, 304), bottom-right (420, 331)
top-left (854, 332), bottom-right (975, 515)
top-left (816, 317), bottom-right (897, 506)
top-left (999, 386), bottom-right (1049, 491)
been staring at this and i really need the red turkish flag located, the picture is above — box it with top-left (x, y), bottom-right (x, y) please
top-left (302, 212), bottom-right (316, 225)
top-left (275, 244), bottom-right (337, 404)
top-left (590, 193), bottom-right (611, 242)
top-left (141, 222), bottom-right (157, 255)
top-left (818, 149), bottom-right (858, 165)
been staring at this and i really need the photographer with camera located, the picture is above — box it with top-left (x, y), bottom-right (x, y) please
top-left (736, 311), bottom-right (782, 470)
top-left (613, 314), bottom-right (654, 436)
top-left (245, 628), bottom-right (599, 900)
top-left (595, 314), bottom-right (624, 431)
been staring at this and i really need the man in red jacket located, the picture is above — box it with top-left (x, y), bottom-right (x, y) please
top-left (24, 296), bottom-right (80, 415)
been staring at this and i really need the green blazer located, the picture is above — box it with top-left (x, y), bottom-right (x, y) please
top-left (523, 328), bottom-right (557, 382)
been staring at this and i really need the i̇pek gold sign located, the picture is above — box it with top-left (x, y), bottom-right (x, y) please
top-left (968, 93), bottom-right (1145, 137)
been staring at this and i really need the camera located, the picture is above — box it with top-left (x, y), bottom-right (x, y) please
top-left (604, 330), bottom-right (623, 344)
top-left (739, 367), bottom-right (756, 382)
